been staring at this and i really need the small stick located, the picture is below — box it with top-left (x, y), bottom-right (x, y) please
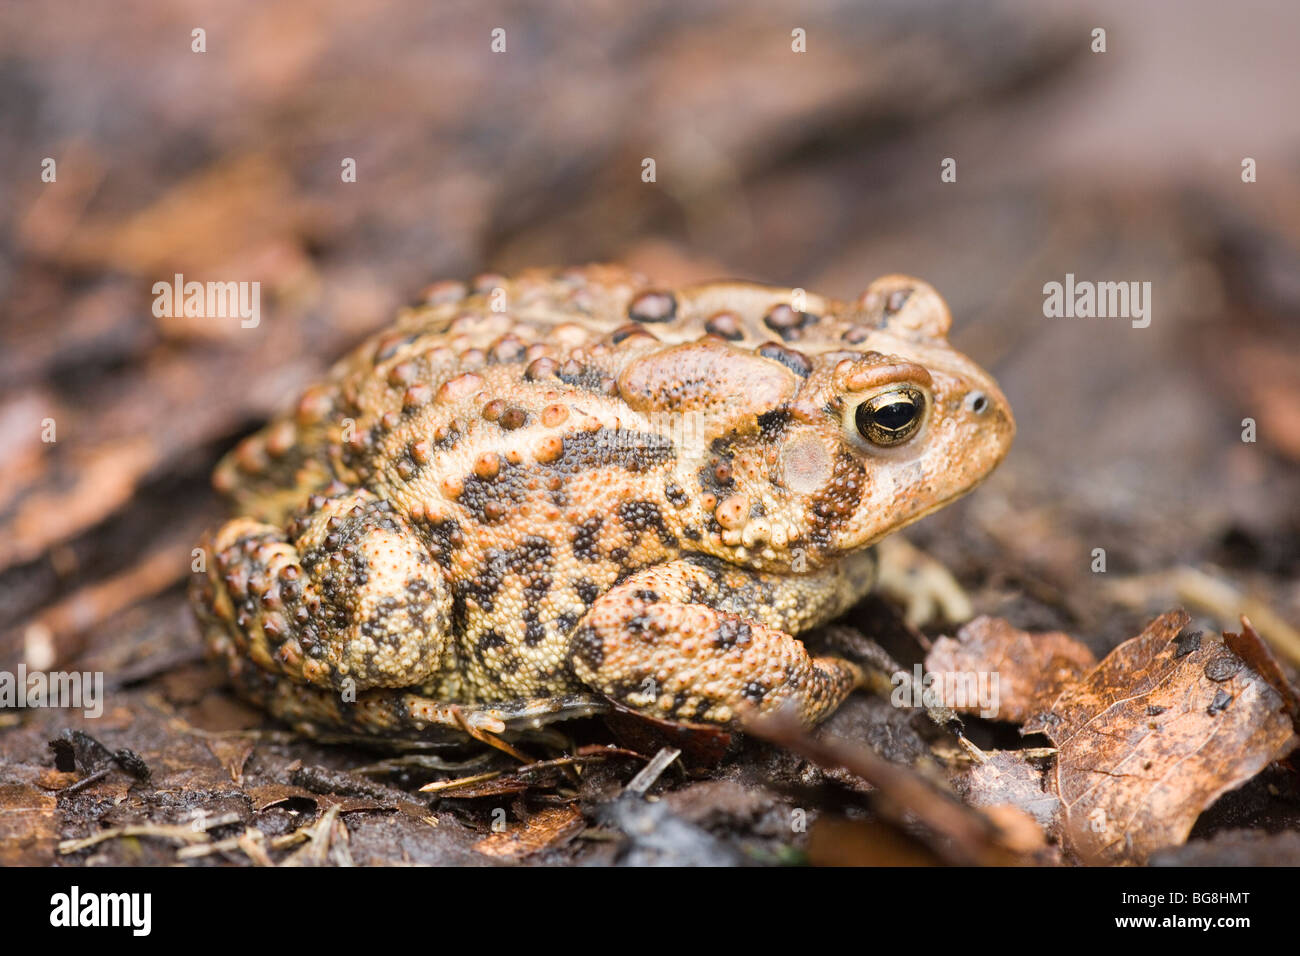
top-left (623, 747), bottom-right (681, 795)
top-left (63, 768), bottom-right (110, 794)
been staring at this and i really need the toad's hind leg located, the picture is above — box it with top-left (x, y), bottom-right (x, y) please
top-left (193, 489), bottom-right (452, 697)
top-left (568, 558), bottom-right (866, 728)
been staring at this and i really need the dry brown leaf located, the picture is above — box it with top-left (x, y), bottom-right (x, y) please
top-left (1024, 610), bottom-right (1298, 864)
top-left (423, 776), bottom-right (533, 799)
top-left (926, 616), bottom-right (1097, 723)
top-left (604, 702), bottom-right (733, 766)
top-left (950, 749), bottom-right (1061, 838)
top-left (247, 782), bottom-right (433, 826)
top-left (35, 769), bottom-right (79, 790)
top-left (0, 779), bottom-right (59, 866)
top-left (473, 806), bottom-right (585, 860)
top-left (247, 783), bottom-right (384, 816)
top-left (1224, 616), bottom-right (1300, 728)
top-left (206, 737), bottom-right (255, 784)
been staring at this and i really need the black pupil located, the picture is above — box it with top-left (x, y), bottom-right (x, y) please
top-left (872, 401), bottom-right (916, 431)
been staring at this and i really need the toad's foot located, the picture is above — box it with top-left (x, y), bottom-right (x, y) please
top-left (873, 535), bottom-right (973, 628)
top-left (193, 488), bottom-right (452, 694)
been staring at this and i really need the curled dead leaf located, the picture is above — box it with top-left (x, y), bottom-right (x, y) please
top-left (473, 806), bottom-right (585, 860)
top-left (950, 749), bottom-right (1061, 838)
top-left (1025, 610), bottom-right (1298, 864)
top-left (926, 616), bottom-right (1097, 723)
top-left (1224, 616), bottom-right (1300, 729)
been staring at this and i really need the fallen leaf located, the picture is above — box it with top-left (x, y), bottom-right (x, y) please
top-left (0, 777), bottom-right (59, 866)
top-left (603, 703), bottom-right (733, 766)
top-left (35, 770), bottom-right (79, 790)
top-left (473, 806), bottom-right (585, 860)
top-left (206, 737), bottom-right (255, 784)
top-left (1224, 616), bottom-right (1300, 729)
top-left (247, 784), bottom-right (386, 816)
top-left (926, 616), bottom-right (1097, 723)
top-left (423, 776), bottom-right (533, 799)
top-left (249, 779), bottom-right (433, 825)
top-left (950, 749), bottom-right (1061, 837)
top-left (1024, 610), bottom-right (1298, 864)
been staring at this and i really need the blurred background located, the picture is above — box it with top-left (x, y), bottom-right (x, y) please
top-left (1, 0), bottom-right (1298, 740)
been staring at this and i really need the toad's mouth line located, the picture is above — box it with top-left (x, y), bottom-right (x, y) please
top-left (855, 471), bottom-right (1002, 551)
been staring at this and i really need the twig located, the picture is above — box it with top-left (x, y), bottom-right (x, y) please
top-left (281, 804), bottom-right (341, 867)
top-left (623, 747), bottom-right (680, 795)
top-left (451, 705), bottom-right (534, 763)
top-left (420, 751), bottom-right (640, 793)
top-left (59, 824), bottom-right (209, 854)
top-left (744, 710), bottom-right (1023, 866)
top-left (62, 768), bottom-right (111, 794)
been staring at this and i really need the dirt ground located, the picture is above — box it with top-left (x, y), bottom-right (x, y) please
top-left (2, 0), bottom-right (1298, 866)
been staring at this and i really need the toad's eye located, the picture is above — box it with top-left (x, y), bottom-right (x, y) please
top-left (853, 385), bottom-right (927, 447)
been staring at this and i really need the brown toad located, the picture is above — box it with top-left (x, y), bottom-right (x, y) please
top-left (191, 265), bottom-right (1013, 741)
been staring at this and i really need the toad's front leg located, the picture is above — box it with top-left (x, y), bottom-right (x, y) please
top-left (872, 534), bottom-right (973, 627)
top-left (567, 558), bottom-right (866, 727)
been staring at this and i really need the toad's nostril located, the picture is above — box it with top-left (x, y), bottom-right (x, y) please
top-left (965, 391), bottom-right (989, 415)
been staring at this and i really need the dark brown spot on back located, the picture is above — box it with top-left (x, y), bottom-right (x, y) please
top-left (758, 342), bottom-right (812, 378)
top-left (628, 290), bottom-right (677, 323)
top-left (763, 303), bottom-right (817, 341)
top-left (704, 311), bottom-right (744, 340)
